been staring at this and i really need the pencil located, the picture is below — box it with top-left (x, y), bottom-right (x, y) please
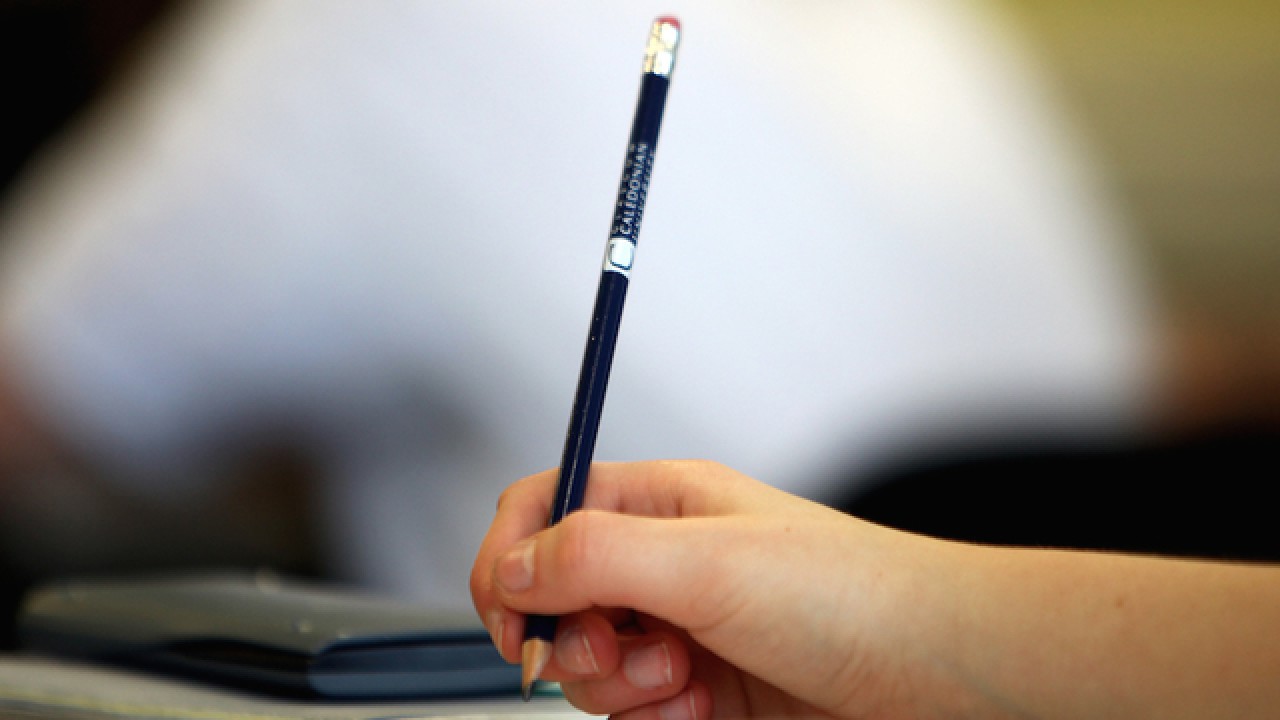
top-left (519, 15), bottom-right (681, 701)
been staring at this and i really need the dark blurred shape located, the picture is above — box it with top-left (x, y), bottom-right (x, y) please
top-left (0, 1), bottom-right (193, 652)
top-left (840, 423), bottom-right (1280, 562)
top-left (0, 445), bottom-right (324, 651)
top-left (0, 0), bottom-right (178, 196)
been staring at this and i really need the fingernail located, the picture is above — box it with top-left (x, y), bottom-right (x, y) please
top-left (624, 641), bottom-right (673, 689)
top-left (485, 609), bottom-right (504, 650)
top-left (555, 623), bottom-right (600, 675)
top-left (659, 692), bottom-right (698, 720)
top-left (495, 538), bottom-right (535, 592)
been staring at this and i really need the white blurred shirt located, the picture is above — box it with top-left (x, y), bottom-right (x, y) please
top-left (0, 0), bottom-right (1154, 609)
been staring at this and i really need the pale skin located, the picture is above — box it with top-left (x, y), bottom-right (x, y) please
top-left (471, 460), bottom-right (1280, 719)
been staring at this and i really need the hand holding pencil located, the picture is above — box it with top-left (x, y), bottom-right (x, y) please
top-left (471, 461), bottom-right (1025, 719)
top-left (472, 461), bottom-right (878, 720)
top-left (473, 460), bottom-right (1280, 720)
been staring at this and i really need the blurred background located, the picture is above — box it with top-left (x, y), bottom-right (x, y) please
top-left (1002, 0), bottom-right (1279, 430)
top-left (842, 0), bottom-right (1279, 557)
top-left (0, 0), bottom-right (1276, 648)
top-left (3, 0), bottom-right (1274, 428)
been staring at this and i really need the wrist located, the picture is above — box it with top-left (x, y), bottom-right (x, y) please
top-left (847, 529), bottom-right (1030, 719)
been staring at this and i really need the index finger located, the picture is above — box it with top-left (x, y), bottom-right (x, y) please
top-left (471, 469), bottom-right (557, 628)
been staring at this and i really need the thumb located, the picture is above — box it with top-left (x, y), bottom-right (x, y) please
top-left (492, 508), bottom-right (751, 635)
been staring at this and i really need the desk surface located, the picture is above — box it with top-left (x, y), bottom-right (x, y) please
top-left (0, 656), bottom-right (588, 720)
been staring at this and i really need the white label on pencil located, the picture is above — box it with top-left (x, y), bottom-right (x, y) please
top-left (604, 236), bottom-right (636, 276)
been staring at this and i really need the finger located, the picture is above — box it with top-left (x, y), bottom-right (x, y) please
top-left (490, 509), bottom-right (748, 633)
top-left (481, 605), bottom-right (623, 671)
top-left (534, 610), bottom-right (620, 681)
top-left (576, 460), bottom-right (768, 518)
top-left (469, 464), bottom-right (675, 652)
top-left (481, 603), bottom-right (522, 664)
top-left (471, 462), bottom-right (714, 627)
top-left (559, 629), bottom-right (693, 716)
top-left (470, 469), bottom-right (558, 626)
top-left (609, 681), bottom-right (713, 720)
top-left (473, 461), bottom-right (780, 609)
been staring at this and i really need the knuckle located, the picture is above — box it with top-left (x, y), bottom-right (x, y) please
top-left (496, 469), bottom-right (549, 509)
top-left (494, 483), bottom-right (517, 510)
top-left (555, 510), bottom-right (601, 576)
top-left (496, 472), bottom-right (537, 509)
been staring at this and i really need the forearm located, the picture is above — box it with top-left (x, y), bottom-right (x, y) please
top-left (922, 540), bottom-right (1280, 718)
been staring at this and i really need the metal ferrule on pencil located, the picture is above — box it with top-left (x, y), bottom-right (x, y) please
top-left (643, 18), bottom-right (681, 77)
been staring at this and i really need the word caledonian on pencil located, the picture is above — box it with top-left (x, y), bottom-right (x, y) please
top-left (519, 16), bottom-right (681, 699)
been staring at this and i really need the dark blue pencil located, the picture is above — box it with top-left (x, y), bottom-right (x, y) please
top-left (520, 16), bottom-right (681, 700)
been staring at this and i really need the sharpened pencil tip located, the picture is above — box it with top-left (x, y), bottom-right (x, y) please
top-left (521, 637), bottom-right (553, 701)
